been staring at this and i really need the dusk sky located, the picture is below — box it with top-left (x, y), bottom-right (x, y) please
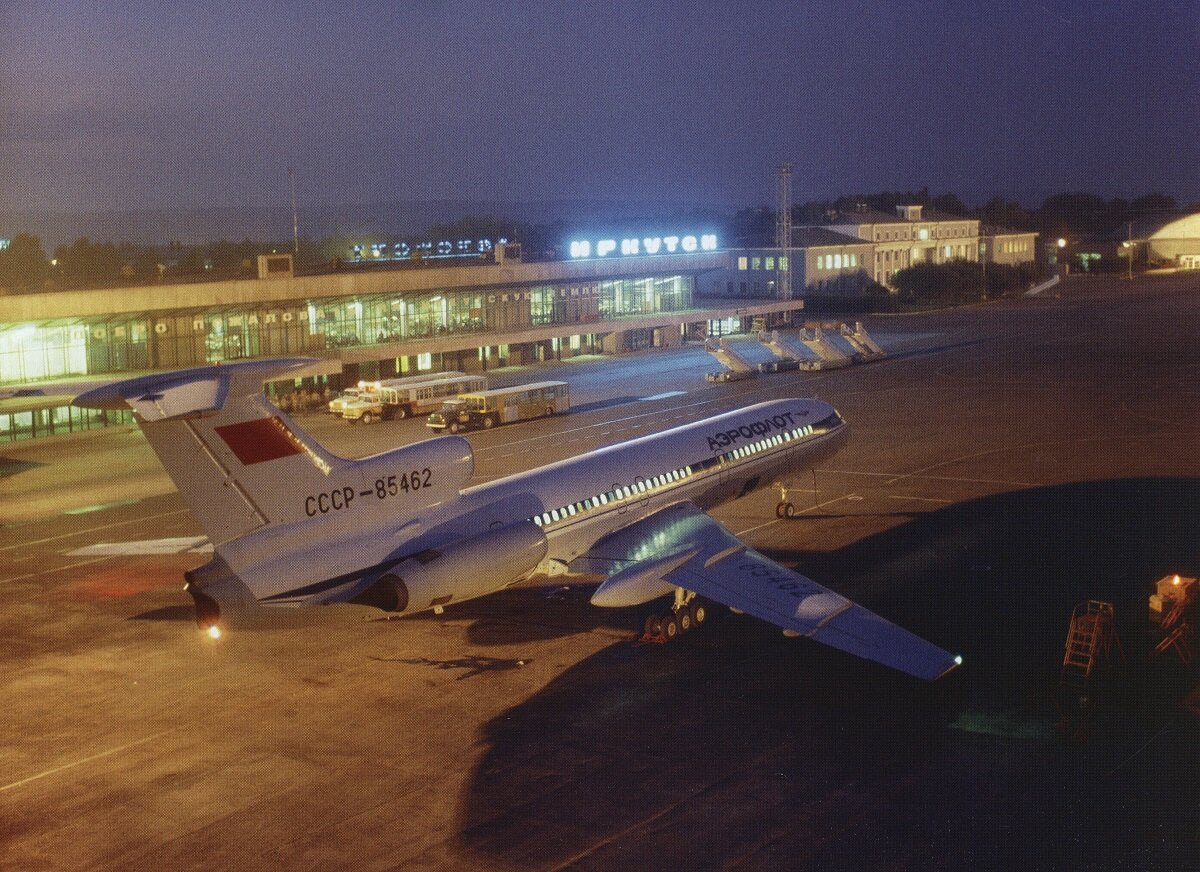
top-left (2, 0), bottom-right (1197, 216)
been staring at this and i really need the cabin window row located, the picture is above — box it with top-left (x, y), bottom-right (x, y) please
top-left (529, 417), bottom-right (843, 530)
top-left (719, 425), bottom-right (815, 464)
top-left (531, 465), bottom-right (697, 528)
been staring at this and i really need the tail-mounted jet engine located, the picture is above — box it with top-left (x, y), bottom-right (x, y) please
top-left (356, 521), bottom-right (548, 614)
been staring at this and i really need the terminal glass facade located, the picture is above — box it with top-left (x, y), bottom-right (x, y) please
top-left (0, 274), bottom-right (694, 385)
top-left (1, 404), bottom-right (134, 443)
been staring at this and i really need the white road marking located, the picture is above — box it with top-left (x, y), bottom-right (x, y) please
top-left (822, 468), bottom-right (1035, 488)
top-left (640, 391), bottom-right (687, 401)
top-left (735, 494), bottom-right (854, 537)
top-left (0, 555), bottom-right (113, 586)
top-left (0, 508), bottom-right (193, 554)
top-left (0, 730), bottom-right (175, 793)
top-left (65, 536), bottom-right (212, 557)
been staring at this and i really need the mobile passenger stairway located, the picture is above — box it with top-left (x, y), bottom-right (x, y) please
top-left (704, 338), bottom-right (757, 382)
top-left (840, 322), bottom-right (887, 361)
top-left (756, 331), bottom-right (822, 372)
top-left (798, 326), bottom-right (853, 369)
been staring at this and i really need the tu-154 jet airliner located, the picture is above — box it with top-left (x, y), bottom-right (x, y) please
top-left (74, 358), bottom-right (960, 681)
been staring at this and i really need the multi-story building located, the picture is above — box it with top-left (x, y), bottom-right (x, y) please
top-left (828, 204), bottom-right (982, 286)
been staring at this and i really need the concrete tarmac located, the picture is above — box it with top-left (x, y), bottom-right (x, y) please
top-left (2, 274), bottom-right (1199, 871)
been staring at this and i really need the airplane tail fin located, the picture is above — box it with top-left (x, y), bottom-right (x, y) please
top-left (74, 359), bottom-right (347, 545)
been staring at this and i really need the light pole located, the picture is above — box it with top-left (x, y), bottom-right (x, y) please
top-left (1126, 221), bottom-right (1133, 281)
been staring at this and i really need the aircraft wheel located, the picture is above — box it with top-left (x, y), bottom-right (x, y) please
top-left (660, 613), bottom-right (679, 642)
top-left (776, 501), bottom-right (795, 518)
top-left (483, 415), bottom-right (495, 429)
top-left (449, 422), bottom-right (460, 434)
top-left (395, 406), bottom-right (408, 419)
top-left (690, 601), bottom-right (706, 626)
top-left (677, 608), bottom-right (692, 633)
top-left (361, 411), bottom-right (374, 425)
top-left (545, 405), bottom-right (554, 416)
top-left (643, 614), bottom-right (662, 638)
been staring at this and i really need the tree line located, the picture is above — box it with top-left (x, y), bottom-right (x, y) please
top-left (1, 190), bottom-right (1190, 294)
top-left (729, 189), bottom-right (1188, 246)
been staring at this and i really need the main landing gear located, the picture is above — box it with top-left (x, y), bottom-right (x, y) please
top-left (641, 588), bottom-right (707, 643)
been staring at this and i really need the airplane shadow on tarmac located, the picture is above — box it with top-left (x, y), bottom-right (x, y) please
top-left (452, 477), bottom-right (1200, 871)
top-left (0, 457), bottom-right (46, 478)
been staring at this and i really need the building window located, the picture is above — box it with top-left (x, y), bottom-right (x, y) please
top-left (778, 256), bottom-right (788, 271)
top-left (751, 257), bottom-right (761, 270)
top-left (765, 257), bottom-right (775, 270)
top-left (738, 256), bottom-right (748, 270)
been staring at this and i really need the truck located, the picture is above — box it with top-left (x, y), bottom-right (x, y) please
top-left (343, 374), bottom-right (488, 423)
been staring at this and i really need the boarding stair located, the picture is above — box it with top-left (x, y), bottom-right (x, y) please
top-left (756, 331), bottom-right (821, 371)
top-left (798, 326), bottom-right (852, 369)
top-left (704, 338), bottom-right (757, 382)
top-left (839, 322), bottom-right (886, 361)
top-left (1060, 601), bottom-right (1122, 691)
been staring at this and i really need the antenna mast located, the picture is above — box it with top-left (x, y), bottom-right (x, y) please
top-left (775, 162), bottom-right (793, 300)
top-left (289, 167), bottom-right (300, 257)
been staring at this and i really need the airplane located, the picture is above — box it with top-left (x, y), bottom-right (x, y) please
top-left (73, 358), bottom-right (961, 681)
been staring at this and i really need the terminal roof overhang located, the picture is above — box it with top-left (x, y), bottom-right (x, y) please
top-left (0, 251), bottom-right (730, 324)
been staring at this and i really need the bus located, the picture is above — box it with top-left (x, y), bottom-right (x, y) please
top-left (343, 374), bottom-right (488, 423)
top-left (357, 371), bottom-right (466, 392)
top-left (427, 381), bottom-right (570, 433)
top-left (330, 371), bottom-right (466, 416)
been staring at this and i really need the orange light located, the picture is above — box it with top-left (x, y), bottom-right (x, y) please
top-left (206, 625), bottom-right (222, 640)
top-left (1173, 575), bottom-right (1181, 586)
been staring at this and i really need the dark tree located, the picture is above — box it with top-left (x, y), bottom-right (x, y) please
top-left (0, 233), bottom-right (51, 292)
top-left (53, 237), bottom-right (126, 288)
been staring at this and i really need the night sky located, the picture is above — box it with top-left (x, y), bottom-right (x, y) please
top-left (2, 0), bottom-right (1197, 215)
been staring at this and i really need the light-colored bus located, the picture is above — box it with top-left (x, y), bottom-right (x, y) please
top-left (330, 371), bottom-right (467, 416)
top-left (357, 371), bottom-right (466, 392)
top-left (427, 381), bottom-right (570, 432)
top-left (344, 374), bottom-right (489, 423)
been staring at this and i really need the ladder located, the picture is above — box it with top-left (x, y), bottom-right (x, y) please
top-left (1153, 590), bottom-right (1195, 663)
top-left (1061, 601), bottom-right (1119, 689)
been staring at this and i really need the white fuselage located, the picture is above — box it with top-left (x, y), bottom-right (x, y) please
top-left (260, 398), bottom-right (848, 606)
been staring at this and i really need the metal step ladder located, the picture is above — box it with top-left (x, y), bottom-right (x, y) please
top-left (1061, 601), bottom-right (1120, 690)
top-left (1153, 591), bottom-right (1195, 663)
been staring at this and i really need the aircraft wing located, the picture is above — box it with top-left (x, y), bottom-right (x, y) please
top-left (583, 502), bottom-right (959, 681)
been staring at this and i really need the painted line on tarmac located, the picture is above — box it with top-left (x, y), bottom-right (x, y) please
top-left (736, 494), bottom-right (855, 537)
top-left (0, 730), bottom-right (175, 793)
top-left (0, 555), bottom-right (113, 586)
top-left (0, 508), bottom-right (192, 554)
top-left (65, 536), bottom-right (212, 557)
top-left (640, 390), bottom-right (687, 401)
top-left (822, 468), bottom-right (1036, 489)
top-left (887, 494), bottom-right (953, 504)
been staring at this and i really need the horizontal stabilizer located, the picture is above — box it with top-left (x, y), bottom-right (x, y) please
top-left (74, 358), bottom-right (317, 421)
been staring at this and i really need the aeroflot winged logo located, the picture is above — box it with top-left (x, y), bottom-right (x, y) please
top-left (706, 411), bottom-right (805, 452)
top-left (215, 417), bottom-right (304, 465)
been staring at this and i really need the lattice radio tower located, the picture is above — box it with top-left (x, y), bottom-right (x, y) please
top-left (776, 162), bottom-right (793, 300)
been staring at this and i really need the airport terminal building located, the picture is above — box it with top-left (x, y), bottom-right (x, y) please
top-left (0, 234), bottom-right (808, 439)
top-left (0, 212), bottom-right (1041, 441)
